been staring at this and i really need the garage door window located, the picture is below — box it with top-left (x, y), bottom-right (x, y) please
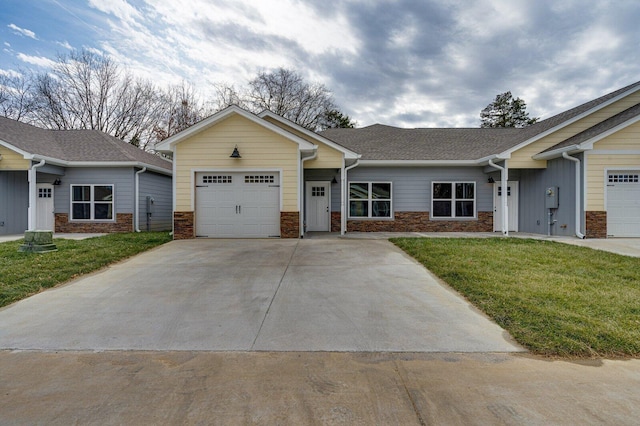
top-left (203, 175), bottom-right (232, 184)
top-left (609, 174), bottom-right (639, 183)
top-left (71, 184), bottom-right (114, 221)
top-left (245, 175), bottom-right (275, 184)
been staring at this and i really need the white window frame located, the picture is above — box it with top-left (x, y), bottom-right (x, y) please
top-left (431, 181), bottom-right (476, 219)
top-left (70, 184), bottom-right (115, 221)
top-left (348, 181), bottom-right (393, 219)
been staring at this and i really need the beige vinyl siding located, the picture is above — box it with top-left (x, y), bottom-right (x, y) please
top-left (510, 90), bottom-right (640, 168)
top-left (0, 147), bottom-right (29, 170)
top-left (586, 153), bottom-right (640, 211)
top-left (262, 116), bottom-right (343, 168)
top-left (590, 120), bottom-right (640, 150)
top-left (304, 142), bottom-right (343, 169)
top-left (174, 114), bottom-right (299, 211)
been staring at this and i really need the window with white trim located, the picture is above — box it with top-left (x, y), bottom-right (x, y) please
top-left (432, 182), bottom-right (476, 218)
top-left (608, 174), bottom-right (639, 183)
top-left (71, 185), bottom-right (114, 220)
top-left (349, 182), bottom-right (392, 218)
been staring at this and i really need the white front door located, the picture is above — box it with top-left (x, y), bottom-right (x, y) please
top-left (607, 172), bottom-right (640, 237)
top-left (305, 181), bottom-right (330, 232)
top-left (493, 181), bottom-right (519, 232)
top-left (36, 183), bottom-right (54, 231)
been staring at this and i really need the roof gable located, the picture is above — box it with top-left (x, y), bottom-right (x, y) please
top-left (155, 105), bottom-right (315, 152)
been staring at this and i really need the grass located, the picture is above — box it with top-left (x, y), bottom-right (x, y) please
top-left (0, 232), bottom-right (172, 308)
top-left (391, 237), bottom-right (640, 358)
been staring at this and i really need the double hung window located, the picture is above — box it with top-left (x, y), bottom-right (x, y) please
top-left (432, 182), bottom-right (475, 218)
top-left (349, 182), bottom-right (392, 218)
top-left (71, 185), bottom-right (114, 220)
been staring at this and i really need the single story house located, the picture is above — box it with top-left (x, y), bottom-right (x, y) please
top-left (0, 117), bottom-right (172, 235)
top-left (155, 81), bottom-right (640, 239)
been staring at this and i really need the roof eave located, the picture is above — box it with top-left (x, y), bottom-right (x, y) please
top-left (258, 110), bottom-right (360, 159)
top-left (30, 155), bottom-right (172, 175)
top-left (499, 83), bottom-right (640, 158)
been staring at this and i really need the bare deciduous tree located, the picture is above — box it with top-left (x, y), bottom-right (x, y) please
top-left (153, 81), bottom-right (213, 142)
top-left (213, 68), bottom-right (355, 131)
top-left (29, 49), bottom-right (164, 149)
top-left (0, 72), bottom-right (35, 121)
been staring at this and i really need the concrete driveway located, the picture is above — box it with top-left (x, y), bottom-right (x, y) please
top-left (0, 238), bottom-right (521, 352)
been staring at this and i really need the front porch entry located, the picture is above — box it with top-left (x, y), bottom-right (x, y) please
top-left (305, 181), bottom-right (331, 232)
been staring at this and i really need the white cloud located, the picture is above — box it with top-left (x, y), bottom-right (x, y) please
top-left (16, 53), bottom-right (56, 68)
top-left (87, 0), bottom-right (142, 25)
top-left (7, 23), bottom-right (38, 40)
top-left (0, 69), bottom-right (22, 78)
top-left (56, 41), bottom-right (73, 50)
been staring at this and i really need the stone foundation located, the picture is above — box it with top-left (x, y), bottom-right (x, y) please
top-left (347, 211), bottom-right (493, 233)
top-left (585, 211), bottom-right (607, 239)
top-left (55, 213), bottom-right (133, 233)
top-left (331, 212), bottom-right (341, 233)
top-left (281, 211), bottom-right (300, 238)
top-left (173, 211), bottom-right (195, 239)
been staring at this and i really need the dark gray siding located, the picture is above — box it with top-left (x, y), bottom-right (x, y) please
top-left (0, 171), bottom-right (28, 235)
top-left (346, 166), bottom-right (494, 212)
top-left (518, 155), bottom-right (581, 236)
top-left (53, 167), bottom-right (135, 214)
top-left (138, 171), bottom-right (172, 231)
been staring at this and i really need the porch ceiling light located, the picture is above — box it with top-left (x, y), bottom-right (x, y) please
top-left (230, 145), bottom-right (242, 159)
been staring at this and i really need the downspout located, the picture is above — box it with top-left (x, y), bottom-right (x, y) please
top-left (300, 151), bottom-right (317, 237)
top-left (488, 159), bottom-right (509, 236)
top-left (28, 159), bottom-right (46, 231)
top-left (341, 159), bottom-right (360, 235)
top-left (135, 166), bottom-right (147, 232)
top-left (562, 152), bottom-right (585, 239)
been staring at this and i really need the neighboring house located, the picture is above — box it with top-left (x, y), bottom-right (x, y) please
top-left (0, 117), bottom-right (172, 235)
top-left (156, 81), bottom-right (640, 239)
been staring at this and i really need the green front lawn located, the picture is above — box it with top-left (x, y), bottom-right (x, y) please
top-left (391, 237), bottom-right (640, 358)
top-left (0, 232), bottom-right (172, 308)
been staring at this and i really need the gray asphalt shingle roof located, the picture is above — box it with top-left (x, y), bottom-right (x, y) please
top-left (0, 117), bottom-right (171, 171)
top-left (321, 81), bottom-right (640, 161)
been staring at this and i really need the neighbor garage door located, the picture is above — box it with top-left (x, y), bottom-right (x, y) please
top-left (195, 172), bottom-right (280, 238)
top-left (607, 172), bottom-right (640, 237)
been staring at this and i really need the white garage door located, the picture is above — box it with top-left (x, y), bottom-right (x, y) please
top-left (607, 172), bottom-right (640, 237)
top-left (195, 172), bottom-right (280, 238)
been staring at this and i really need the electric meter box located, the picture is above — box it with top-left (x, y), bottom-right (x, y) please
top-left (545, 187), bottom-right (559, 209)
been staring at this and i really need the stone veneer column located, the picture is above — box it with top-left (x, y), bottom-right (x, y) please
top-left (173, 211), bottom-right (195, 239)
top-left (280, 212), bottom-right (300, 238)
top-left (585, 211), bottom-right (607, 238)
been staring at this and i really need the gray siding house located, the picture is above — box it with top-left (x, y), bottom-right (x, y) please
top-left (0, 117), bottom-right (172, 235)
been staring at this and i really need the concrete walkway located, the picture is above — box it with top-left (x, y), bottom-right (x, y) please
top-left (0, 238), bottom-right (521, 352)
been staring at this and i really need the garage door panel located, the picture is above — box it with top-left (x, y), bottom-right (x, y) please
top-left (195, 172), bottom-right (281, 238)
top-left (607, 172), bottom-right (640, 237)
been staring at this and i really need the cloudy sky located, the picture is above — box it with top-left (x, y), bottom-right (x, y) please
top-left (2, 0), bottom-right (639, 128)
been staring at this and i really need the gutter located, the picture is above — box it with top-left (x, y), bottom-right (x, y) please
top-left (28, 159), bottom-right (46, 231)
top-left (488, 159), bottom-right (508, 236)
top-left (300, 150), bottom-right (318, 237)
top-left (135, 167), bottom-right (147, 232)
top-left (562, 152), bottom-right (586, 239)
top-left (341, 159), bottom-right (360, 235)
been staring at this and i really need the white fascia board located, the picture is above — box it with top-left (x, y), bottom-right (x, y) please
top-left (155, 105), bottom-right (316, 151)
top-left (31, 155), bottom-right (172, 176)
top-left (258, 110), bottom-right (360, 159)
top-left (532, 145), bottom-right (581, 160)
top-left (358, 159), bottom-right (481, 167)
top-left (498, 84), bottom-right (640, 158)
